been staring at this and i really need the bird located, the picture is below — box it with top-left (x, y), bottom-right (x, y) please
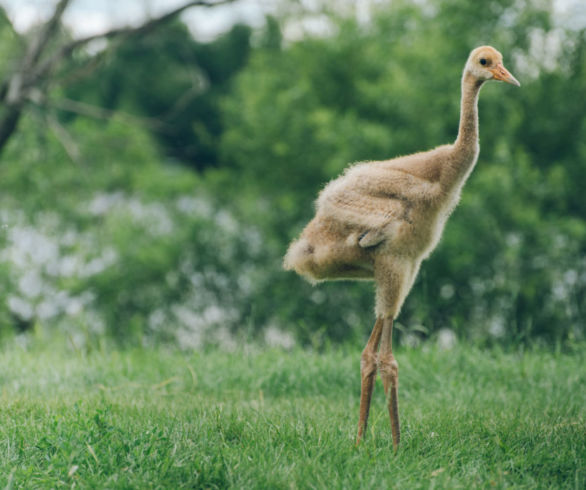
top-left (283, 46), bottom-right (520, 450)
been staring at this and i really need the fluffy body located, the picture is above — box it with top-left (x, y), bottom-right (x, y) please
top-left (283, 141), bottom-right (478, 315)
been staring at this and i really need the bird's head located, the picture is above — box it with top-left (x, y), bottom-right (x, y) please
top-left (465, 46), bottom-right (520, 87)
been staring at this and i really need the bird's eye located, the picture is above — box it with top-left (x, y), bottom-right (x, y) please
top-left (480, 58), bottom-right (487, 66)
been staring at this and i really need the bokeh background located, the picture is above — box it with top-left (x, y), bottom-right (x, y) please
top-left (0, 0), bottom-right (584, 350)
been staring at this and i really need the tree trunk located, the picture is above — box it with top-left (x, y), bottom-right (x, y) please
top-left (0, 106), bottom-right (23, 156)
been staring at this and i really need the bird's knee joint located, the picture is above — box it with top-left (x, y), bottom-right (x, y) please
top-left (360, 349), bottom-right (378, 378)
top-left (378, 354), bottom-right (398, 379)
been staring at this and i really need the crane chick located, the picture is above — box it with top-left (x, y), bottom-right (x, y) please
top-left (284, 46), bottom-right (520, 449)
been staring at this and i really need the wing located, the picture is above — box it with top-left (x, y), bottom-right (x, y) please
top-left (317, 167), bottom-right (413, 231)
top-left (357, 228), bottom-right (388, 248)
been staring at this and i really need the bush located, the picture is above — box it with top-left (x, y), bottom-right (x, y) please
top-left (0, 118), bottom-right (271, 347)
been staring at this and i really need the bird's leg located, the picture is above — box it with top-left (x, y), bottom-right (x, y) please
top-left (356, 317), bottom-right (383, 445)
top-left (379, 316), bottom-right (400, 451)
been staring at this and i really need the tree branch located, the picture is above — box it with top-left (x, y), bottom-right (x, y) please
top-left (47, 96), bottom-right (166, 130)
top-left (32, 0), bottom-right (236, 84)
top-left (0, 0), bottom-right (72, 105)
top-left (46, 112), bottom-right (82, 164)
top-left (22, 0), bottom-right (73, 69)
top-left (0, 106), bottom-right (23, 151)
top-left (0, 0), bottom-right (236, 158)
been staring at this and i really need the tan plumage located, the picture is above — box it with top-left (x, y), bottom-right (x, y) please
top-left (283, 46), bottom-right (520, 449)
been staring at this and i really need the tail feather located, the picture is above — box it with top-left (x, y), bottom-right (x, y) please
top-left (283, 238), bottom-right (312, 271)
top-left (283, 238), bottom-right (322, 284)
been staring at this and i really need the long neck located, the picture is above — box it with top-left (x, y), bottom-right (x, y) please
top-left (443, 71), bottom-right (484, 190)
top-left (454, 71), bottom-right (483, 153)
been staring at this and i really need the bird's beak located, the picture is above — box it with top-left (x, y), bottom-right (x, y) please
top-left (490, 62), bottom-right (520, 87)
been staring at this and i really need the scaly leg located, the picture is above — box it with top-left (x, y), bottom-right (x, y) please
top-left (379, 317), bottom-right (400, 451)
top-left (356, 317), bottom-right (383, 445)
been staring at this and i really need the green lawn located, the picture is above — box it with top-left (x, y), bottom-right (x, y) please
top-left (0, 340), bottom-right (584, 488)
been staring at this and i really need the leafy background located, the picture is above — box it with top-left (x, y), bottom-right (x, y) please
top-left (0, 0), bottom-right (584, 349)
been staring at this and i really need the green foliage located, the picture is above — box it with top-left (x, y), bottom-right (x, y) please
top-left (220, 0), bottom-right (586, 345)
top-left (0, 7), bottom-right (21, 81)
top-left (0, 341), bottom-right (584, 487)
top-left (0, 115), bottom-right (266, 345)
top-left (63, 21), bottom-right (253, 170)
top-left (0, 0), bottom-right (584, 346)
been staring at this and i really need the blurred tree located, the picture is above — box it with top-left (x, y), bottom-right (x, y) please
top-left (62, 21), bottom-right (252, 170)
top-left (0, 0), bottom-right (583, 347)
top-left (0, 0), bottom-right (237, 158)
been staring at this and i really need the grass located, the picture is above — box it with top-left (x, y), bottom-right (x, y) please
top-left (0, 339), bottom-right (584, 488)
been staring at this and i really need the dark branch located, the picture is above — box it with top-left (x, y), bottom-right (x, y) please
top-left (0, 0), bottom-right (72, 104)
top-left (0, 0), bottom-right (236, 158)
top-left (32, 0), bottom-right (236, 83)
top-left (0, 107), bottom-right (23, 151)
top-left (22, 0), bottom-right (73, 68)
top-left (47, 96), bottom-right (165, 130)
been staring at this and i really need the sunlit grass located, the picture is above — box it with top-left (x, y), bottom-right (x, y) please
top-left (0, 341), bottom-right (584, 488)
